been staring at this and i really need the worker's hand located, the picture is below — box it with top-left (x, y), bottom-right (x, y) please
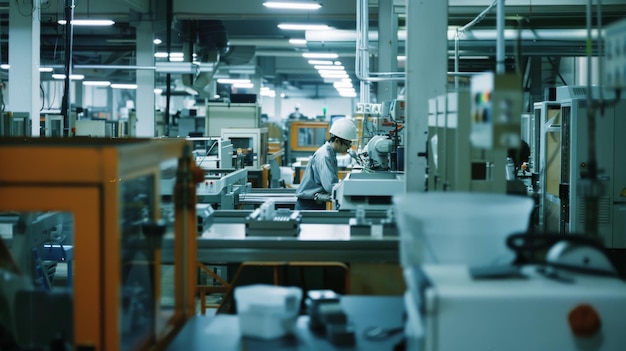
top-left (314, 192), bottom-right (332, 204)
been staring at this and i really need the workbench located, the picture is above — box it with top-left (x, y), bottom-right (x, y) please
top-left (165, 295), bottom-right (406, 351)
top-left (162, 210), bottom-right (399, 264)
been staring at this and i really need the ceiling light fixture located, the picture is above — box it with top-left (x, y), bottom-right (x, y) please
top-left (217, 78), bottom-right (252, 85)
top-left (1, 65), bottom-right (54, 72)
top-left (289, 38), bottom-right (307, 45)
top-left (263, 1), bottom-right (322, 10)
top-left (278, 23), bottom-right (330, 31)
top-left (333, 81), bottom-right (353, 88)
top-left (260, 89), bottom-right (276, 97)
top-left (52, 73), bottom-right (85, 80)
top-left (302, 52), bottom-right (338, 59)
top-left (233, 82), bottom-right (254, 89)
top-left (338, 90), bottom-right (357, 98)
top-left (308, 60), bottom-right (333, 65)
top-left (111, 83), bottom-right (138, 89)
top-left (58, 19), bottom-right (115, 26)
top-left (319, 72), bottom-right (349, 79)
top-left (317, 69), bottom-right (347, 75)
top-left (314, 65), bottom-right (344, 70)
top-left (82, 81), bottom-right (111, 87)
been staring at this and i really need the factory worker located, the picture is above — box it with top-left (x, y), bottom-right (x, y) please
top-left (288, 104), bottom-right (305, 119)
top-left (295, 117), bottom-right (358, 210)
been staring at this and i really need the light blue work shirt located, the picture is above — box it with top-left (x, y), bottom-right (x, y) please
top-left (295, 142), bottom-right (338, 200)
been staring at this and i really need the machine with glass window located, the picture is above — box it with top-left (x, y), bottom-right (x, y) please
top-left (0, 111), bottom-right (30, 136)
top-left (0, 137), bottom-right (199, 351)
top-left (285, 120), bottom-right (329, 164)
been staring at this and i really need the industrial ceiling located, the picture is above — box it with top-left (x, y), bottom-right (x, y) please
top-left (1, 0), bottom-right (625, 100)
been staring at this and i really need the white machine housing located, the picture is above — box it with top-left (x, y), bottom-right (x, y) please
top-left (404, 264), bottom-right (626, 351)
top-left (333, 171), bottom-right (404, 210)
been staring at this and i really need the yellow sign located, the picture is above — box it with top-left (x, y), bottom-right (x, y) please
top-left (621, 188), bottom-right (626, 197)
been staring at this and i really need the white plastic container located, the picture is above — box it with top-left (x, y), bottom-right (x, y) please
top-left (393, 192), bottom-right (534, 267)
top-left (234, 284), bottom-right (303, 340)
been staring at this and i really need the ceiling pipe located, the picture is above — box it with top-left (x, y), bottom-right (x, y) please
top-left (355, 0), bottom-right (404, 104)
top-left (454, 0), bottom-right (498, 87)
top-left (61, 0), bottom-right (75, 136)
top-left (355, 0), bottom-right (405, 85)
top-left (309, 28), bottom-right (603, 43)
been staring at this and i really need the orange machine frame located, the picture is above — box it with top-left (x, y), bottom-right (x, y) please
top-left (0, 138), bottom-right (197, 351)
top-left (288, 120), bottom-right (330, 152)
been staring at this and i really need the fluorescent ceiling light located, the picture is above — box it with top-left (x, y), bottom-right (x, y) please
top-left (323, 78), bottom-right (346, 83)
top-left (261, 89), bottom-right (276, 97)
top-left (278, 23), bottom-right (330, 31)
top-left (153, 38), bottom-right (162, 45)
top-left (154, 52), bottom-right (184, 59)
top-left (338, 91), bottom-right (357, 98)
top-left (263, 1), bottom-right (322, 10)
top-left (1, 65), bottom-right (55, 72)
top-left (320, 72), bottom-right (349, 79)
top-left (333, 81), bottom-right (353, 88)
top-left (58, 19), bottom-right (115, 26)
top-left (111, 83), bottom-right (137, 89)
top-left (52, 73), bottom-right (84, 80)
top-left (154, 88), bottom-right (163, 94)
top-left (83, 81), bottom-right (111, 86)
top-left (317, 69), bottom-right (347, 75)
top-left (308, 60), bottom-right (334, 65)
top-left (169, 57), bottom-right (185, 62)
top-left (314, 65), bottom-right (344, 70)
top-left (397, 55), bottom-right (406, 61)
top-left (217, 78), bottom-right (251, 84)
top-left (233, 83), bottom-right (254, 89)
top-left (336, 87), bottom-right (355, 93)
top-left (302, 52), bottom-right (338, 59)
top-left (289, 38), bottom-right (307, 45)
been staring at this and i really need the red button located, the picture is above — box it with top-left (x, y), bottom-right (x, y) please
top-left (568, 304), bottom-right (601, 338)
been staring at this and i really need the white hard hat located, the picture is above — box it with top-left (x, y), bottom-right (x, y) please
top-left (329, 118), bottom-right (358, 141)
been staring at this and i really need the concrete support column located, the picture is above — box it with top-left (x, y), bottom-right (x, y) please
top-left (376, 0), bottom-right (398, 103)
top-left (274, 84), bottom-right (283, 121)
top-left (8, 0), bottom-right (41, 136)
top-left (404, 1), bottom-right (447, 192)
top-left (136, 21), bottom-right (156, 137)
